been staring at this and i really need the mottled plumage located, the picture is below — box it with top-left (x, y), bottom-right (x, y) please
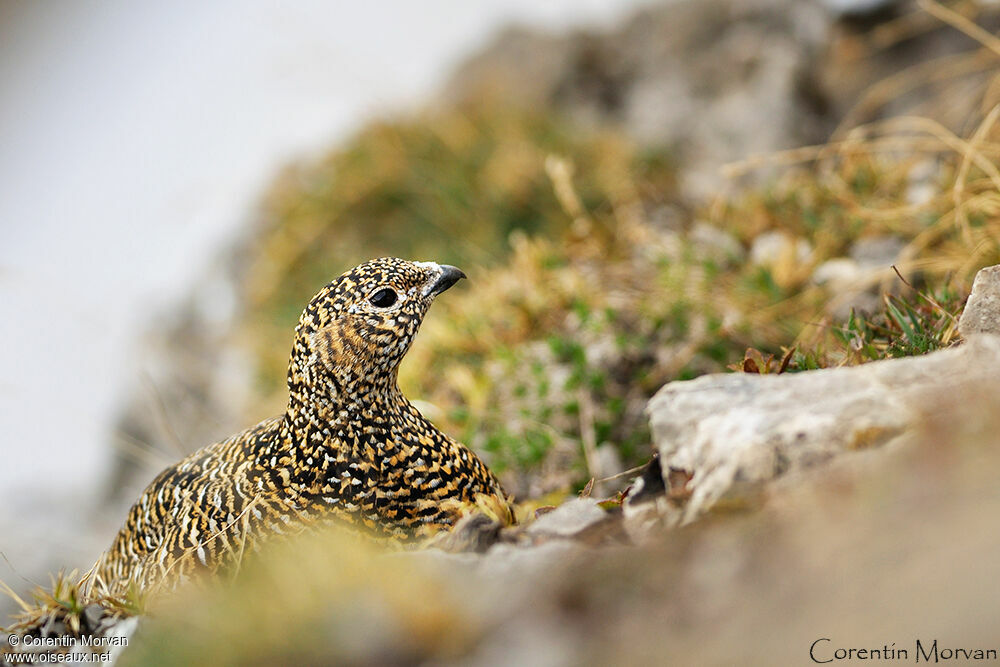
top-left (95, 258), bottom-right (510, 595)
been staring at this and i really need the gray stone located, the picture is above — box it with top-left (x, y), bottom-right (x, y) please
top-left (749, 231), bottom-right (812, 267)
top-left (426, 513), bottom-right (504, 554)
top-left (959, 264), bottom-right (1000, 336)
top-left (443, 0), bottom-right (836, 200)
top-left (475, 541), bottom-right (583, 585)
top-left (812, 257), bottom-right (861, 287)
top-left (80, 604), bottom-right (104, 634)
top-left (849, 235), bottom-right (905, 269)
top-left (906, 158), bottom-right (941, 206)
top-left (105, 616), bottom-right (140, 666)
top-left (444, 0), bottom-right (1000, 201)
top-left (640, 334), bottom-right (1000, 525)
top-left (689, 222), bottom-right (745, 267)
top-left (525, 498), bottom-right (609, 539)
top-left (809, 236), bottom-right (906, 318)
top-left (810, 257), bottom-right (879, 319)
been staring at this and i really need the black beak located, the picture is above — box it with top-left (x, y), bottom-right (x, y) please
top-left (428, 264), bottom-right (467, 296)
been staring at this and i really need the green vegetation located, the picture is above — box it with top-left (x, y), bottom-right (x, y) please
top-left (241, 105), bottom-right (675, 406)
top-left (236, 102), bottom-right (1000, 497)
top-left (788, 285), bottom-right (965, 371)
top-left (0, 570), bottom-right (143, 636)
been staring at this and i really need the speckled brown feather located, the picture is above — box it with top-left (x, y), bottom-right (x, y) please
top-left (94, 258), bottom-right (510, 596)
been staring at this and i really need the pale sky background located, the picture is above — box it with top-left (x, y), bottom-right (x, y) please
top-left (0, 0), bottom-right (656, 571)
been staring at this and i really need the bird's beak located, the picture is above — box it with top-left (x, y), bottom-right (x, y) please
top-left (427, 264), bottom-right (467, 296)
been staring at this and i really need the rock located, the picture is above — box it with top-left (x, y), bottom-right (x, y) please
top-left (405, 540), bottom-right (584, 615)
top-left (444, 0), bottom-right (836, 200)
top-left (525, 498), bottom-right (610, 540)
top-left (445, 0), bottom-right (1000, 200)
top-left (639, 334), bottom-right (1000, 524)
top-left (688, 222), bottom-right (745, 267)
top-left (748, 231), bottom-right (812, 267)
top-left (959, 264), bottom-right (1000, 336)
top-left (428, 514), bottom-right (505, 554)
top-left (811, 257), bottom-right (865, 287)
top-left (104, 616), bottom-right (139, 666)
top-left (810, 235), bottom-right (906, 317)
top-left (621, 454), bottom-right (672, 543)
top-left (475, 541), bottom-right (584, 584)
top-left (810, 256), bottom-right (858, 282)
top-left (849, 235), bottom-right (905, 268)
top-left (80, 604), bottom-right (104, 634)
top-left (905, 158), bottom-right (940, 206)
top-left (40, 614), bottom-right (66, 639)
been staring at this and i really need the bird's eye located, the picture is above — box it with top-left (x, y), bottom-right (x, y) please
top-left (369, 288), bottom-right (398, 308)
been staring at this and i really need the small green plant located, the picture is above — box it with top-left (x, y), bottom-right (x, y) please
top-left (778, 281), bottom-right (966, 371)
top-left (835, 287), bottom-right (963, 361)
top-left (1, 569), bottom-right (143, 637)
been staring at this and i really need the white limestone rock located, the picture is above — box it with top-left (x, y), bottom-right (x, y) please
top-left (638, 334), bottom-right (1000, 525)
top-left (749, 231), bottom-right (812, 267)
top-left (810, 236), bottom-right (906, 318)
top-left (688, 222), bottom-right (745, 267)
top-left (526, 498), bottom-right (610, 539)
top-left (958, 264), bottom-right (1000, 337)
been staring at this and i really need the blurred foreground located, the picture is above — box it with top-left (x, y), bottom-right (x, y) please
top-left (116, 365), bottom-right (1000, 666)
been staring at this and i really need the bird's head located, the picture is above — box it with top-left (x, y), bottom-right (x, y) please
top-left (288, 257), bottom-right (466, 395)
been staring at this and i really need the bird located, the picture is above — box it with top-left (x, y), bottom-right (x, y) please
top-left (93, 257), bottom-right (512, 596)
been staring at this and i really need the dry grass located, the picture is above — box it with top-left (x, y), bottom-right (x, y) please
top-left (229, 33), bottom-right (1000, 493)
top-left (1, 568), bottom-right (143, 638)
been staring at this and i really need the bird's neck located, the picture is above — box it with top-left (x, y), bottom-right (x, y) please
top-left (252, 366), bottom-right (406, 495)
top-left (285, 359), bottom-right (406, 426)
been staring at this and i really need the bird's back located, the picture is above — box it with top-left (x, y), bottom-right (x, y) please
top-left (94, 416), bottom-right (282, 595)
top-left (95, 405), bottom-right (509, 595)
